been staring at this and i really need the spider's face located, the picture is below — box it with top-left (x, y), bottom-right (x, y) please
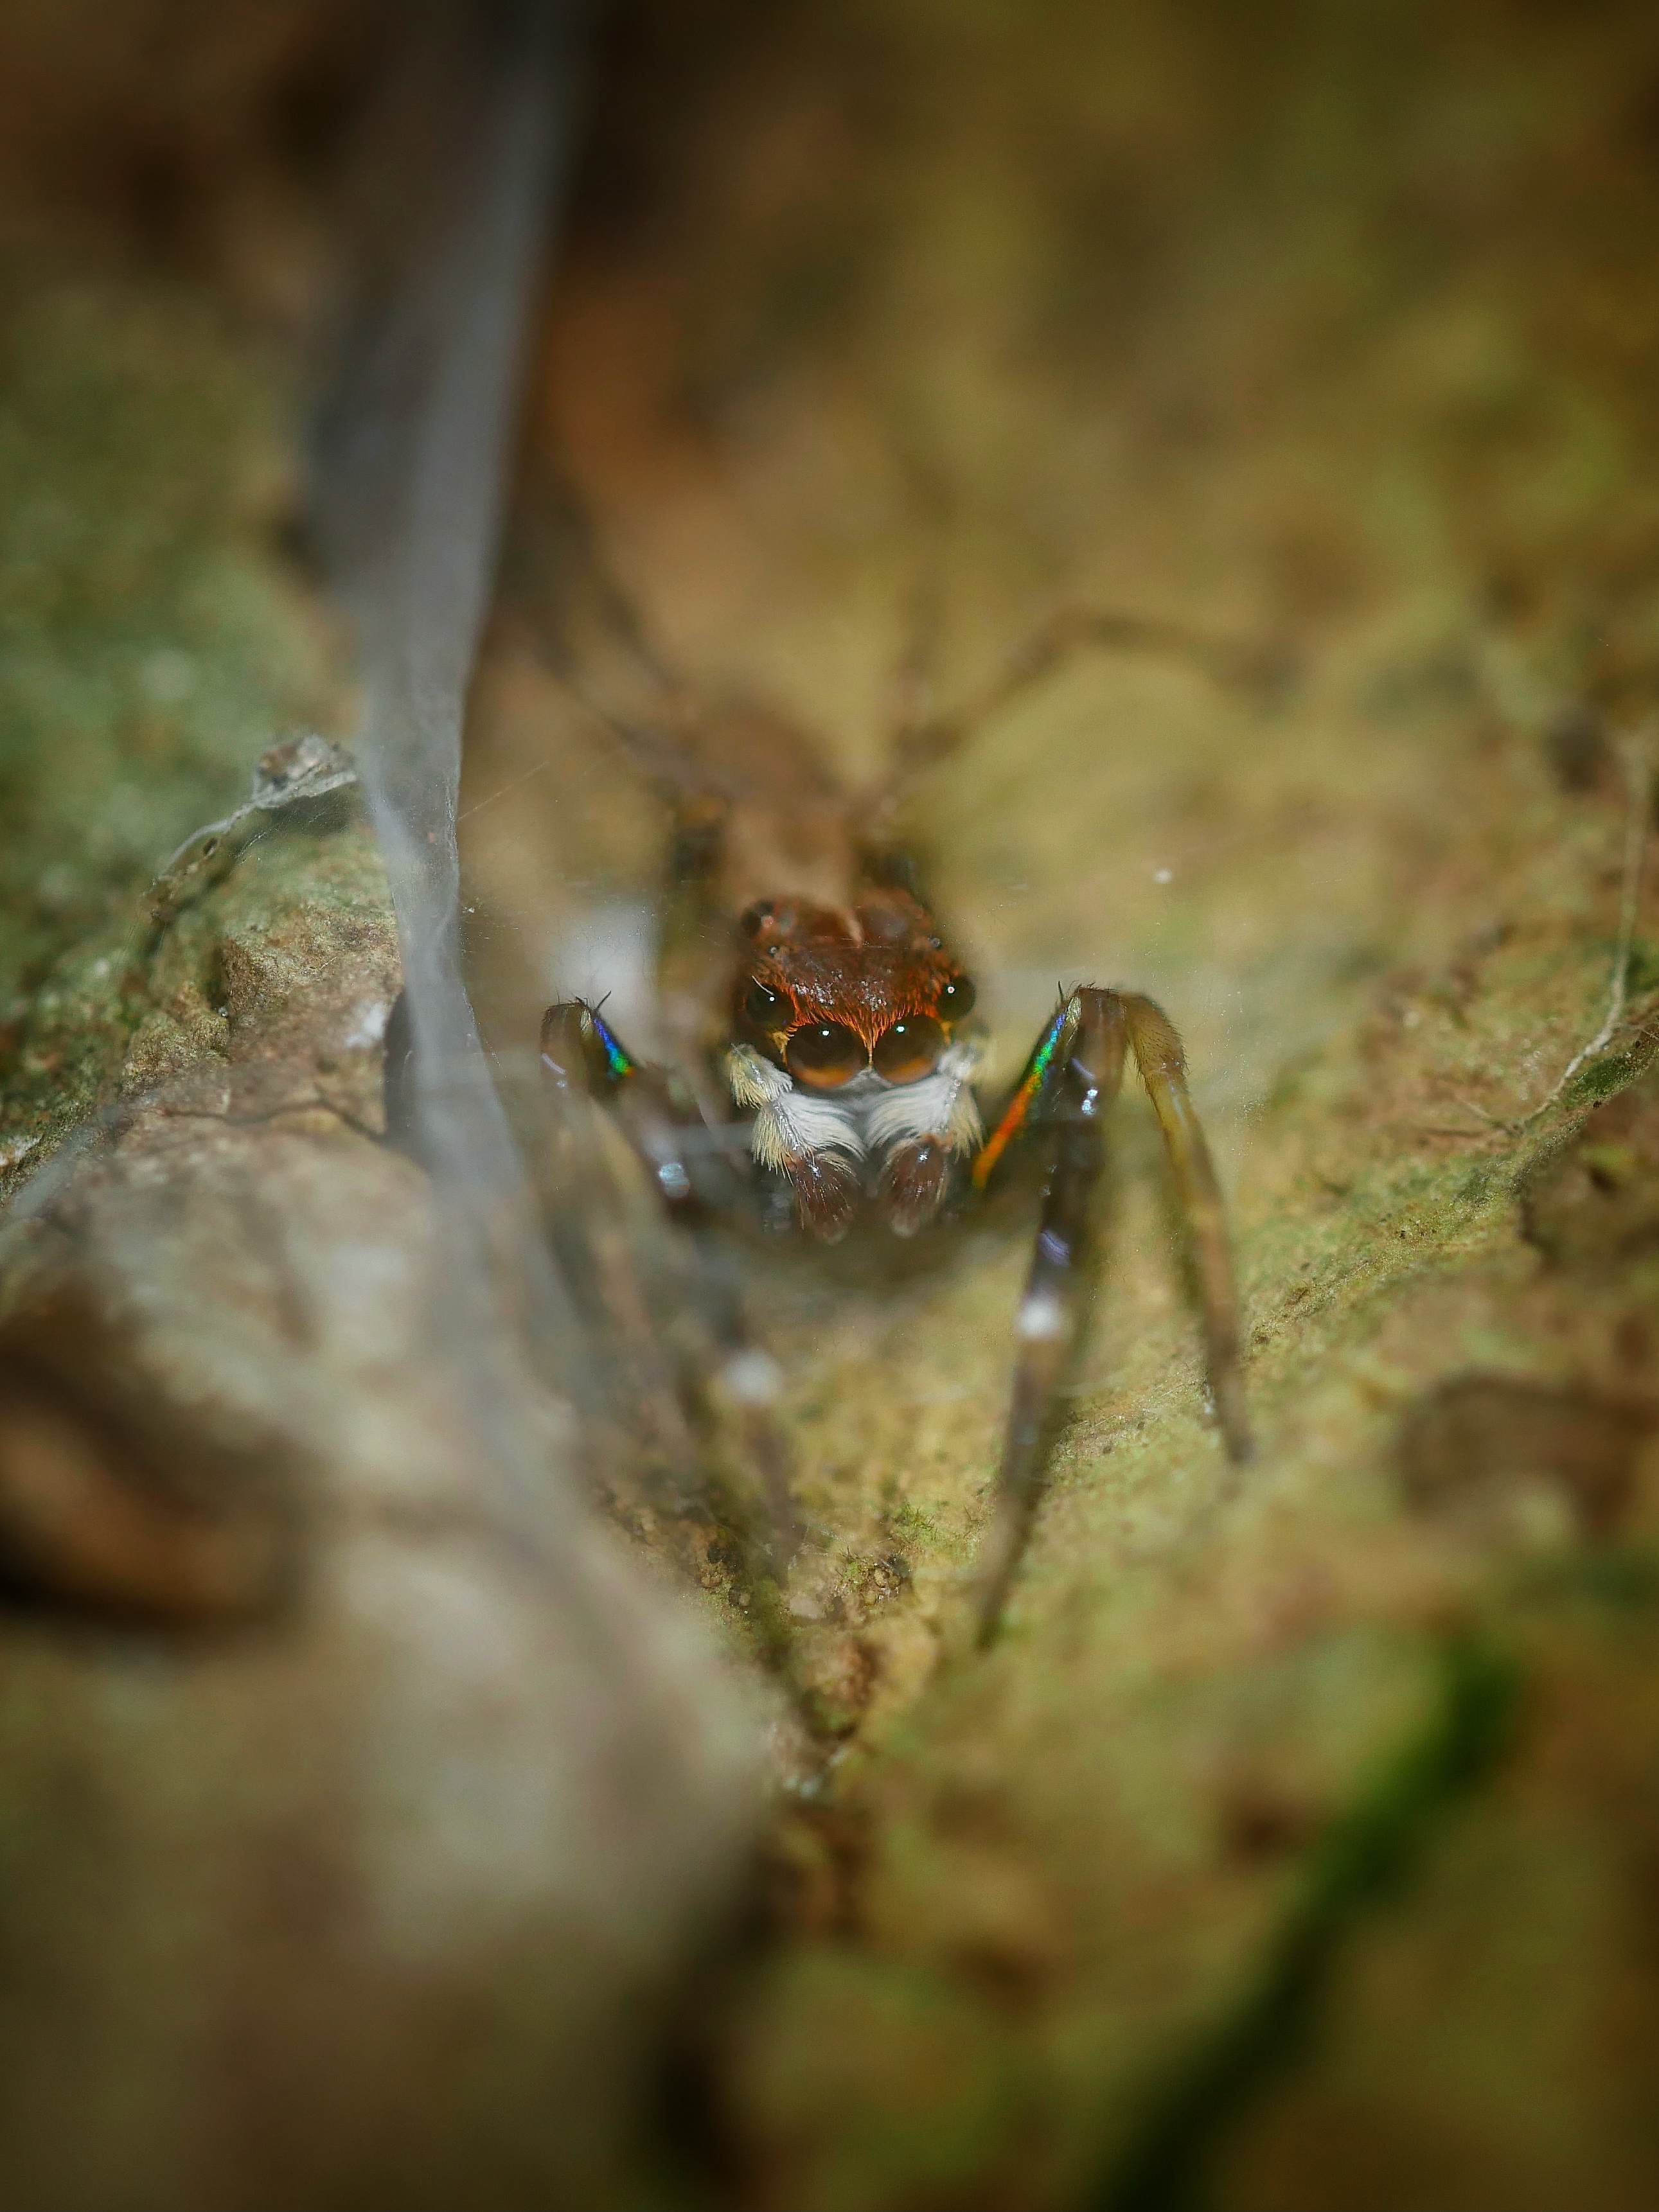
top-left (732, 890), bottom-right (977, 1088)
top-left (723, 888), bottom-right (986, 1238)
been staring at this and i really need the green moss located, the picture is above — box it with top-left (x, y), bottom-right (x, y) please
top-left (1514, 1544), bottom-right (1659, 1618)
top-left (1561, 1047), bottom-right (1649, 1112)
top-left (0, 262), bottom-right (344, 1169)
top-left (885, 1497), bottom-right (945, 1549)
top-left (1622, 939), bottom-right (1659, 1000)
top-left (1097, 1637), bottom-right (1521, 2212)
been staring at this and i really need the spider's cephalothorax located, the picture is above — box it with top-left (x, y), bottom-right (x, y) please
top-left (724, 888), bottom-right (982, 1240)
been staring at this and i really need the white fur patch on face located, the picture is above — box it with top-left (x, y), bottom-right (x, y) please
top-left (724, 1045), bottom-right (867, 1172)
top-left (865, 1040), bottom-right (984, 1158)
top-left (725, 1038), bottom-right (984, 1175)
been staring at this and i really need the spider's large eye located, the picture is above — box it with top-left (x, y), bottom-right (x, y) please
top-left (873, 1015), bottom-right (945, 1084)
top-left (937, 976), bottom-right (976, 1020)
top-left (744, 980), bottom-right (788, 1027)
top-left (785, 1022), bottom-right (866, 1089)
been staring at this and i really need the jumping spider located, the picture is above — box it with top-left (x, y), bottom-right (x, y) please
top-left (517, 479), bottom-right (1263, 1635)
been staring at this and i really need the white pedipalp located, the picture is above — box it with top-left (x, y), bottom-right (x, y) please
top-left (724, 1038), bottom-right (984, 1177)
top-left (725, 1045), bottom-right (867, 1173)
top-left (865, 1040), bottom-right (984, 1157)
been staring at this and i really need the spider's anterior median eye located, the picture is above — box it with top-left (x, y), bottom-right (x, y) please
top-left (785, 1022), bottom-right (866, 1089)
top-left (937, 975), bottom-right (976, 1020)
top-left (744, 980), bottom-right (788, 1027)
top-left (873, 1015), bottom-right (946, 1084)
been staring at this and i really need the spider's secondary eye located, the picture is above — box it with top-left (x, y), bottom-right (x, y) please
top-left (873, 1015), bottom-right (946, 1084)
top-left (744, 980), bottom-right (788, 1027)
top-left (740, 900), bottom-right (776, 939)
top-left (785, 1022), bottom-right (866, 1089)
top-left (937, 976), bottom-right (976, 1020)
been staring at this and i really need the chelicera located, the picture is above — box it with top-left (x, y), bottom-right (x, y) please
top-left (522, 479), bottom-right (1263, 1634)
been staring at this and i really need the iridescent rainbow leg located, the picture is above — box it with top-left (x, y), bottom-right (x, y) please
top-left (971, 993), bottom-right (1084, 1193)
top-left (972, 989), bottom-right (1125, 1641)
top-left (970, 986), bottom-right (1251, 1643)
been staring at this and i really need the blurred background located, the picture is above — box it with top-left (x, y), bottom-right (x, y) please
top-left (6, 1), bottom-right (1659, 2206)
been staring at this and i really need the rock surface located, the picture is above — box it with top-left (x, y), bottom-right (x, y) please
top-left (459, 4), bottom-right (1659, 2204)
top-left (0, 13), bottom-right (759, 2206)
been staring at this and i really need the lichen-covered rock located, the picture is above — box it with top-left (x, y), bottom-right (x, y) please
top-left (0, 39), bottom-right (760, 2202)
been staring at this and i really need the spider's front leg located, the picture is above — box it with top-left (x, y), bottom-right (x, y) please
top-left (970, 987), bottom-right (1250, 1642)
top-left (539, 998), bottom-right (803, 1562)
top-left (540, 998), bottom-right (734, 1222)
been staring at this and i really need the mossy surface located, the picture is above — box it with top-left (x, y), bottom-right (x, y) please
top-left (0, 256), bottom-right (346, 1179)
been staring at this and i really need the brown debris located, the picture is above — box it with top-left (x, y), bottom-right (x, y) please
top-left (1397, 1374), bottom-right (1656, 1542)
top-left (0, 1290), bottom-right (303, 1625)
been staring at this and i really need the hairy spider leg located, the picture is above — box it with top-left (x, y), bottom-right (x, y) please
top-left (540, 1000), bottom-right (804, 1562)
top-left (1119, 991), bottom-right (1252, 1467)
top-left (970, 986), bottom-right (1251, 1643)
